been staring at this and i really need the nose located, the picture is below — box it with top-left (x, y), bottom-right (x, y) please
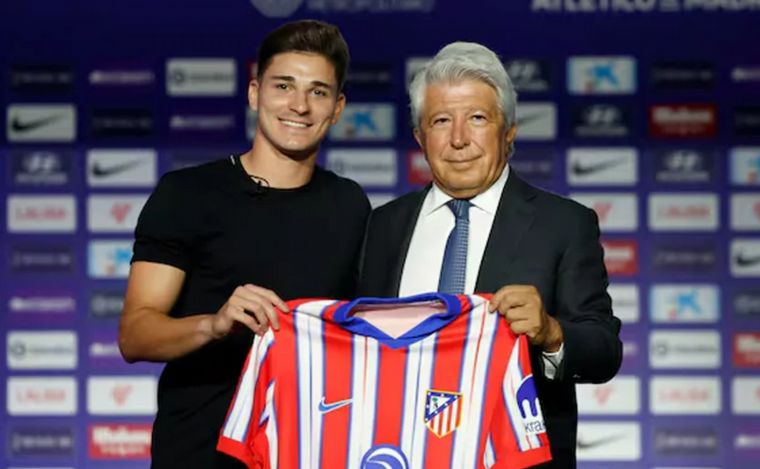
top-left (450, 117), bottom-right (470, 149)
top-left (289, 90), bottom-right (309, 115)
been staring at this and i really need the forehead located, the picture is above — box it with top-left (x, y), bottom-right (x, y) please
top-left (261, 52), bottom-right (337, 85)
top-left (422, 79), bottom-right (500, 112)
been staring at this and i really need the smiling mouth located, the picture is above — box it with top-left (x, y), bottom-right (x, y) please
top-left (280, 118), bottom-right (311, 129)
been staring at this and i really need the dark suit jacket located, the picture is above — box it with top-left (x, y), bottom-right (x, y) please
top-left (358, 171), bottom-right (623, 469)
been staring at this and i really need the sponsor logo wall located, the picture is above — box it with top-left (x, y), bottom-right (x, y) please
top-left (0, 3), bottom-right (757, 468)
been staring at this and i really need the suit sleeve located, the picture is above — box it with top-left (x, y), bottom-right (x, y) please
top-left (217, 331), bottom-right (276, 469)
top-left (553, 207), bottom-right (622, 384)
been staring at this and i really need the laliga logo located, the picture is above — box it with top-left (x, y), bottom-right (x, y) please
top-left (249, 0), bottom-right (303, 17)
top-left (361, 445), bottom-right (409, 469)
top-left (516, 375), bottom-right (545, 434)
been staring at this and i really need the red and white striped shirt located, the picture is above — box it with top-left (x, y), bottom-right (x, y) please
top-left (217, 293), bottom-right (551, 469)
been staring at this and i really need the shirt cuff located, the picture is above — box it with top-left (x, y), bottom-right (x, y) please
top-left (541, 342), bottom-right (565, 380)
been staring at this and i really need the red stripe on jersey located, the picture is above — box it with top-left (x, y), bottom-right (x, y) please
top-left (372, 345), bottom-right (408, 446)
top-left (273, 312), bottom-right (299, 469)
top-left (319, 319), bottom-right (354, 468)
top-left (478, 323), bottom-right (513, 466)
top-left (423, 312), bottom-right (470, 469)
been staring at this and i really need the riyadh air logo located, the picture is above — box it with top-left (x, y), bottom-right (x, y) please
top-left (516, 376), bottom-right (546, 435)
top-left (361, 445), bottom-right (409, 469)
top-left (730, 147), bottom-right (760, 186)
top-left (329, 103), bottom-right (395, 141)
top-left (650, 285), bottom-right (719, 323)
top-left (731, 239), bottom-right (760, 277)
top-left (249, 0), bottom-right (303, 17)
top-left (424, 389), bottom-right (462, 438)
top-left (567, 56), bottom-right (636, 95)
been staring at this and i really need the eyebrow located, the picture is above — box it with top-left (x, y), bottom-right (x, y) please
top-left (269, 75), bottom-right (333, 89)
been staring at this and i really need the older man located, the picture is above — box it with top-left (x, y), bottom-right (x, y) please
top-left (359, 42), bottom-right (622, 468)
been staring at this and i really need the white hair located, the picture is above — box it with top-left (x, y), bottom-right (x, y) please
top-left (409, 42), bottom-right (518, 154)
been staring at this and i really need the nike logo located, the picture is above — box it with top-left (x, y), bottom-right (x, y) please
top-left (11, 114), bottom-right (64, 133)
top-left (517, 112), bottom-right (548, 127)
top-left (91, 160), bottom-right (142, 178)
top-left (571, 158), bottom-right (625, 176)
top-left (735, 252), bottom-right (760, 267)
top-left (318, 397), bottom-right (352, 414)
top-left (577, 433), bottom-right (625, 450)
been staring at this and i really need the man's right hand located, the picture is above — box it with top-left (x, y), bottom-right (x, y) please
top-left (211, 284), bottom-right (289, 338)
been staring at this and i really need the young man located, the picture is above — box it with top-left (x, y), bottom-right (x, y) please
top-left (119, 20), bottom-right (370, 468)
top-left (359, 42), bottom-right (622, 468)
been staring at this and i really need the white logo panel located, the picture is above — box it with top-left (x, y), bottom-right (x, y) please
top-left (650, 284), bottom-right (720, 323)
top-left (567, 56), bottom-right (637, 95)
top-left (649, 193), bottom-right (719, 231)
top-left (166, 58), bottom-right (236, 96)
top-left (7, 331), bottom-right (78, 370)
top-left (87, 376), bottom-right (157, 415)
top-left (732, 377), bottom-right (760, 415)
top-left (570, 193), bottom-right (638, 231)
top-left (7, 104), bottom-right (76, 142)
top-left (7, 195), bottom-right (77, 233)
top-left (576, 421), bottom-right (641, 461)
top-left (567, 147), bottom-right (638, 186)
top-left (650, 330), bottom-right (721, 369)
top-left (87, 149), bottom-right (157, 187)
top-left (577, 376), bottom-right (640, 415)
top-left (88, 240), bottom-right (133, 279)
top-left (730, 147), bottom-right (760, 186)
top-left (515, 102), bottom-right (557, 141)
top-left (731, 238), bottom-right (760, 277)
top-left (650, 376), bottom-right (721, 415)
top-left (87, 195), bottom-right (149, 233)
top-left (731, 193), bottom-right (760, 230)
top-left (7, 377), bottom-right (77, 416)
top-left (326, 149), bottom-right (397, 188)
top-left (608, 284), bottom-right (639, 324)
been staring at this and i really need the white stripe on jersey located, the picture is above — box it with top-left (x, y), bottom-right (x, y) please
top-left (261, 382), bottom-right (278, 469)
top-left (451, 305), bottom-right (499, 468)
top-left (223, 330), bottom-right (274, 441)
top-left (346, 335), bottom-right (380, 467)
top-left (504, 338), bottom-right (540, 450)
top-left (407, 333), bottom-right (438, 469)
top-left (484, 434), bottom-right (495, 468)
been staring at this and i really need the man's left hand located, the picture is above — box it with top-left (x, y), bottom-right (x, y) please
top-left (489, 285), bottom-right (563, 352)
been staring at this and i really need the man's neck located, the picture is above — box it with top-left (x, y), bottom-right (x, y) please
top-left (242, 141), bottom-right (316, 189)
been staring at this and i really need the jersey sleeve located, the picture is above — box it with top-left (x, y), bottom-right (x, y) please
top-left (487, 334), bottom-right (553, 469)
top-left (131, 171), bottom-right (197, 271)
top-left (217, 331), bottom-right (276, 469)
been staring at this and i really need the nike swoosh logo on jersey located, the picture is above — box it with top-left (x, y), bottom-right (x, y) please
top-left (576, 433), bottom-right (625, 450)
top-left (91, 160), bottom-right (142, 178)
top-left (11, 114), bottom-right (64, 133)
top-left (318, 397), bottom-right (352, 413)
top-left (572, 158), bottom-right (625, 176)
top-left (735, 253), bottom-right (760, 267)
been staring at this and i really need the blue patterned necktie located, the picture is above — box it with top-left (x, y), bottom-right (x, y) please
top-left (438, 199), bottom-right (471, 294)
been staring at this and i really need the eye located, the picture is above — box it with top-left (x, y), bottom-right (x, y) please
top-left (471, 114), bottom-right (487, 122)
top-left (432, 116), bottom-right (450, 126)
top-left (312, 88), bottom-right (328, 97)
top-left (275, 82), bottom-right (289, 90)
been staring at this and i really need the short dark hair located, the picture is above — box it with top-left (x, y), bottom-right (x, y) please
top-left (257, 20), bottom-right (349, 91)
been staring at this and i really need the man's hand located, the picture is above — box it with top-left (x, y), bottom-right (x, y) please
top-left (210, 284), bottom-right (289, 338)
top-left (489, 284), bottom-right (563, 352)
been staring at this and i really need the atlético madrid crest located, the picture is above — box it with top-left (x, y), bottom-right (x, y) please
top-left (424, 389), bottom-right (463, 438)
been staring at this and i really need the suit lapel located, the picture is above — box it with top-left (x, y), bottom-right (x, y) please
top-left (476, 171), bottom-right (537, 292)
top-left (389, 185), bottom-right (431, 296)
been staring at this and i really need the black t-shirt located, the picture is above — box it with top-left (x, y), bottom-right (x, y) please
top-left (131, 155), bottom-right (370, 468)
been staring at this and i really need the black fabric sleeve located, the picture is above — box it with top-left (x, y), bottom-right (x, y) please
top-left (554, 207), bottom-right (623, 384)
top-left (132, 171), bottom-right (197, 271)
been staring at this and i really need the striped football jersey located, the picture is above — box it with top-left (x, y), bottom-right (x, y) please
top-left (217, 293), bottom-right (551, 469)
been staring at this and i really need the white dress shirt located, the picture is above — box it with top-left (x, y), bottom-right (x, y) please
top-left (398, 164), bottom-right (564, 379)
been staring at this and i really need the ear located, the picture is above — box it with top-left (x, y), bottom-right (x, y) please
top-left (504, 123), bottom-right (517, 153)
top-left (413, 127), bottom-right (424, 151)
top-left (248, 79), bottom-right (260, 111)
top-left (330, 92), bottom-right (346, 124)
